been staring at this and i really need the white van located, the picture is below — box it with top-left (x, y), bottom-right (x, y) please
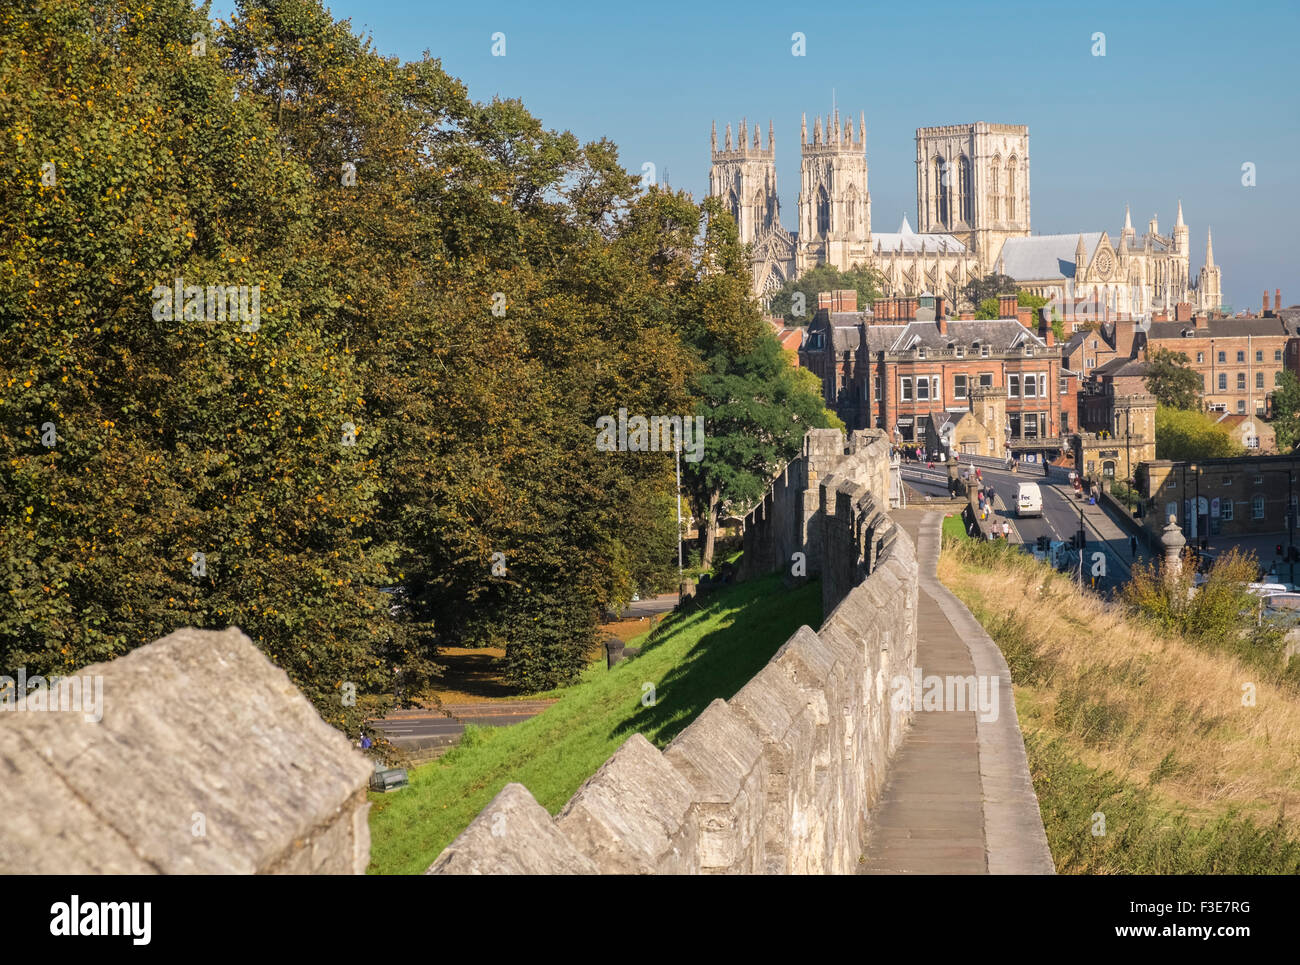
top-left (1016, 482), bottom-right (1043, 518)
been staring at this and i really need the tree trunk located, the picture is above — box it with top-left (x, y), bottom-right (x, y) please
top-left (701, 489), bottom-right (720, 572)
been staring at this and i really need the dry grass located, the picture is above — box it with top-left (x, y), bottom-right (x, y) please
top-left (938, 544), bottom-right (1300, 871)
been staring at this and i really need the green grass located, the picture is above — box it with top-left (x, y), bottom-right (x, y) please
top-left (1027, 734), bottom-right (1300, 874)
top-left (941, 512), bottom-right (970, 544)
top-left (367, 573), bottom-right (822, 874)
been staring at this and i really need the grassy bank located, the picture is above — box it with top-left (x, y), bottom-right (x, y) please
top-left (938, 541), bottom-right (1300, 873)
top-left (368, 573), bottom-right (821, 874)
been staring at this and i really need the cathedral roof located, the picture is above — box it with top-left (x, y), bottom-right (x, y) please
top-left (997, 233), bottom-right (1104, 280)
top-left (872, 216), bottom-right (967, 254)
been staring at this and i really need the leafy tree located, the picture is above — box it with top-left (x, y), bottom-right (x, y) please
top-left (961, 272), bottom-right (1017, 310)
top-left (1155, 406), bottom-right (1242, 461)
top-left (684, 335), bottom-right (834, 570)
top-left (975, 297), bottom-right (1000, 319)
top-left (1145, 349), bottom-right (1202, 410)
top-left (1270, 371), bottom-right (1300, 452)
top-left (767, 262), bottom-right (884, 325)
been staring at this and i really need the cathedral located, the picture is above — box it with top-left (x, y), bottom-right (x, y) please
top-left (708, 113), bottom-right (1223, 316)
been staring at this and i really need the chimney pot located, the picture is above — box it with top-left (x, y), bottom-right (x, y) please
top-left (1264, 290), bottom-right (1270, 314)
top-left (1277, 288), bottom-right (1282, 313)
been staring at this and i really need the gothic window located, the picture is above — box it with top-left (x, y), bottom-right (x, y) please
top-left (1007, 157), bottom-right (1018, 221)
top-left (845, 186), bottom-right (858, 231)
top-left (817, 185), bottom-right (831, 235)
top-left (959, 156), bottom-right (973, 225)
top-left (727, 190), bottom-right (740, 228)
top-left (934, 155), bottom-right (950, 226)
top-left (990, 156), bottom-right (1001, 221)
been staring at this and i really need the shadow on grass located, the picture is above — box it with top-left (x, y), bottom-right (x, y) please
top-left (610, 575), bottom-right (822, 748)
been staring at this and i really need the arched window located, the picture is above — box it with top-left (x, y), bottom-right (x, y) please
top-left (845, 186), bottom-right (858, 231)
top-left (990, 156), bottom-right (1001, 221)
top-left (816, 185), bottom-right (831, 235)
top-left (1007, 157), bottom-right (1018, 221)
top-left (934, 155), bottom-right (950, 226)
top-left (727, 190), bottom-right (740, 227)
top-left (959, 156), bottom-right (973, 224)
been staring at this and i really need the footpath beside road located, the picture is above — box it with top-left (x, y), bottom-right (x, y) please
top-left (861, 510), bottom-right (1054, 874)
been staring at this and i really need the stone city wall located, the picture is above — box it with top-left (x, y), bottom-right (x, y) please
top-left (429, 429), bottom-right (917, 874)
top-left (0, 627), bottom-right (372, 874)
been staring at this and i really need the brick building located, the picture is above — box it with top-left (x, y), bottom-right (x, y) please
top-left (799, 290), bottom-right (1073, 463)
top-left (1143, 307), bottom-right (1300, 416)
top-left (1139, 453), bottom-right (1300, 544)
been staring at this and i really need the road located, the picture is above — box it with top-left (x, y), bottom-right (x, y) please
top-left (900, 460), bottom-right (1148, 585)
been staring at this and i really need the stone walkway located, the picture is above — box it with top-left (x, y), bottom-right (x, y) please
top-left (860, 510), bottom-right (1055, 874)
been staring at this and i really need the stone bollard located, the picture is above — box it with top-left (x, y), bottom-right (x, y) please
top-left (1160, 513), bottom-right (1186, 582)
top-left (679, 578), bottom-right (696, 604)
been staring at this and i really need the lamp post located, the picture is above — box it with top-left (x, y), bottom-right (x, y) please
top-left (1189, 463), bottom-right (1199, 545)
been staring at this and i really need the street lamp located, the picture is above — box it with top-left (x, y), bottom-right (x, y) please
top-left (1189, 463), bottom-right (1200, 546)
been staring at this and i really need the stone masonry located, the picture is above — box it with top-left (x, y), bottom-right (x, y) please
top-left (430, 428), bottom-right (917, 874)
top-left (0, 627), bottom-right (373, 874)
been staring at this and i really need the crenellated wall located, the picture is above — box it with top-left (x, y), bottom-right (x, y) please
top-left (739, 427), bottom-right (892, 582)
top-left (429, 428), bottom-right (917, 875)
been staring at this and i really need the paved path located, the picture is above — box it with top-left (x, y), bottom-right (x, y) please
top-left (861, 510), bottom-right (1055, 874)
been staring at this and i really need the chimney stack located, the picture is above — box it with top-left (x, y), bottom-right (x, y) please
top-left (1277, 288), bottom-right (1282, 313)
top-left (831, 289), bottom-right (857, 313)
top-left (1264, 290), bottom-right (1270, 315)
top-left (998, 293), bottom-right (1018, 319)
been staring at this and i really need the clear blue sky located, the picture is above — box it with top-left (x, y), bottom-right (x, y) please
top-left (211, 0), bottom-right (1298, 310)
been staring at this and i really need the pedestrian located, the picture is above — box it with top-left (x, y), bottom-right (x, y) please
top-left (975, 468), bottom-right (982, 483)
top-left (927, 459), bottom-right (934, 470)
top-left (1002, 520), bottom-right (1011, 541)
top-left (1129, 535), bottom-right (1138, 557)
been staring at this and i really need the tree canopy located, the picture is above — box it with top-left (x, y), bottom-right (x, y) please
top-left (1155, 407), bottom-right (1243, 461)
top-left (1145, 349), bottom-right (1203, 410)
top-left (0, 0), bottom-right (825, 722)
top-left (1270, 371), bottom-right (1300, 452)
top-left (766, 262), bottom-right (884, 324)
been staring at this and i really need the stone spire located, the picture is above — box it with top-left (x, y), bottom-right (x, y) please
top-left (1175, 199), bottom-right (1185, 227)
top-left (833, 104), bottom-right (840, 143)
top-left (739, 118), bottom-right (748, 150)
top-left (1124, 203), bottom-right (1133, 233)
top-left (768, 119), bottom-right (774, 151)
top-left (859, 111), bottom-right (866, 147)
top-left (801, 112), bottom-right (807, 146)
top-left (1205, 228), bottom-right (1215, 268)
top-left (711, 119), bottom-right (717, 152)
top-left (725, 122), bottom-right (732, 151)
top-left (813, 115), bottom-right (823, 145)
top-left (753, 122), bottom-right (760, 149)
top-left (1074, 235), bottom-right (1088, 277)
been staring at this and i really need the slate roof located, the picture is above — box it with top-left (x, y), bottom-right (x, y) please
top-left (1092, 357), bottom-right (1148, 378)
top-left (998, 233), bottom-right (1103, 281)
top-left (887, 318), bottom-right (1045, 353)
top-left (1146, 318), bottom-right (1295, 340)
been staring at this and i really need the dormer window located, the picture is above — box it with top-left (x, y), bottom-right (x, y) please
top-left (981, 344), bottom-right (990, 358)
top-left (917, 346), bottom-right (926, 359)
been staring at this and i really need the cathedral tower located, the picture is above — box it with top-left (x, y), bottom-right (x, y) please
top-left (1198, 228), bottom-right (1222, 312)
top-left (915, 122), bottom-right (1030, 268)
top-left (709, 118), bottom-right (779, 247)
top-left (795, 109), bottom-right (871, 275)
